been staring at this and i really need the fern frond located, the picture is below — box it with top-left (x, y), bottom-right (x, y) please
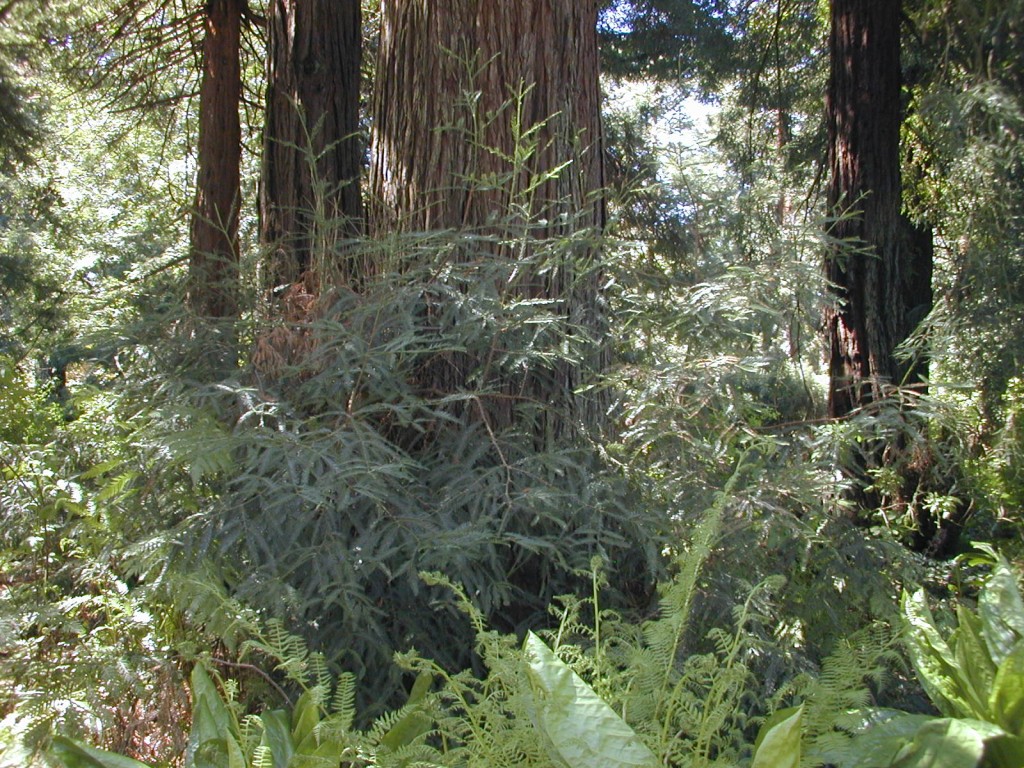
top-left (309, 652), bottom-right (332, 694)
top-left (251, 744), bottom-right (274, 768)
top-left (331, 672), bottom-right (357, 729)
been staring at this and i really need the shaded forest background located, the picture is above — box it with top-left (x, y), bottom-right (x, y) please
top-left (3, 0), bottom-right (1024, 765)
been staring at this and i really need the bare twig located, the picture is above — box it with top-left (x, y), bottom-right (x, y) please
top-left (207, 657), bottom-right (294, 707)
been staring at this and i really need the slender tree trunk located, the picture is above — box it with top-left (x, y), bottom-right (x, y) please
top-left (260, 0), bottom-right (363, 291)
top-left (189, 0), bottom-right (242, 320)
top-left (370, 0), bottom-right (607, 439)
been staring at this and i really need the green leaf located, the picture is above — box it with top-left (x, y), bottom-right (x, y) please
top-left (77, 458), bottom-right (125, 481)
top-left (379, 672), bottom-right (433, 752)
top-left (258, 710), bottom-right (294, 768)
top-left (186, 665), bottom-right (236, 768)
top-left (838, 711), bottom-right (937, 768)
top-left (751, 705), bottom-right (802, 768)
top-left (837, 713), bottom-right (1004, 768)
top-left (290, 690), bottom-right (322, 751)
top-left (524, 631), bottom-right (658, 768)
top-left (889, 718), bottom-right (996, 768)
top-left (50, 736), bottom-right (152, 768)
top-left (989, 641), bottom-right (1024, 735)
top-left (294, 739), bottom-right (347, 766)
top-left (979, 559), bottom-right (1024, 668)
top-left (190, 703), bottom-right (231, 768)
top-left (226, 734), bottom-right (247, 768)
top-left (983, 732), bottom-right (1024, 767)
top-left (902, 589), bottom-right (972, 718)
top-left (191, 664), bottom-right (234, 738)
top-left (952, 606), bottom-right (998, 720)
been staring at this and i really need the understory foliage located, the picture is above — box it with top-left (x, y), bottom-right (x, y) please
top-left (162, 225), bottom-right (662, 714)
top-left (0, 385), bottom-right (191, 764)
top-left (2, 202), bottom-right (927, 764)
top-left (47, 504), bottom-right (899, 768)
top-left (0, 103), bottom-right (947, 768)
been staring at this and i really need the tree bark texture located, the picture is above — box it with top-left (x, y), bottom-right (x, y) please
top-left (369, 0), bottom-right (607, 438)
top-left (189, 0), bottom-right (242, 320)
top-left (823, 0), bottom-right (965, 554)
top-left (261, 0), bottom-right (364, 289)
top-left (823, 0), bottom-right (931, 418)
top-left (370, 0), bottom-right (605, 237)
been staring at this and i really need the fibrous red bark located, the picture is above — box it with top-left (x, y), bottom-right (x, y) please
top-left (369, 0), bottom-right (608, 438)
top-left (824, 0), bottom-right (931, 418)
top-left (189, 0), bottom-right (243, 320)
top-left (260, 0), bottom-right (364, 290)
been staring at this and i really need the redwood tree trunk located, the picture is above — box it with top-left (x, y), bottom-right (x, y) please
top-left (370, 1), bottom-right (605, 236)
top-left (261, 0), bottom-right (364, 290)
top-left (189, 0), bottom-right (242, 320)
top-left (370, 0), bottom-right (607, 437)
top-left (824, 0), bottom-right (957, 551)
top-left (824, 0), bottom-right (930, 418)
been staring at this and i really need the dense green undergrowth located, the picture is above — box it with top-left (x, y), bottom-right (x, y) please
top-left (5, 36), bottom-right (1024, 763)
top-left (39, 548), bottom-right (1024, 768)
top-left (4, 218), bottom-right (1023, 765)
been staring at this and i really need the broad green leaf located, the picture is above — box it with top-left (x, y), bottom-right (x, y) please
top-left (902, 590), bottom-right (972, 718)
top-left (295, 712), bottom-right (351, 757)
top-left (890, 718), bottom-right (997, 768)
top-left (190, 703), bottom-right (231, 768)
top-left (290, 690), bottom-right (322, 750)
top-left (524, 631), bottom-right (658, 768)
top-left (190, 736), bottom-right (230, 768)
top-left (751, 704), bottom-right (802, 768)
top-left (837, 711), bottom-right (937, 768)
top-left (226, 733), bottom-right (247, 768)
top-left (983, 732), bottom-right (1024, 767)
top-left (379, 672), bottom-right (433, 752)
top-left (190, 664), bottom-right (234, 741)
top-left (50, 736), bottom-right (152, 768)
top-left (186, 665), bottom-right (237, 768)
top-left (989, 641), bottom-right (1024, 735)
top-left (838, 714), bottom-right (1004, 768)
top-left (258, 710), bottom-right (294, 768)
top-left (290, 739), bottom-right (347, 767)
top-left (979, 559), bottom-right (1024, 668)
top-left (952, 606), bottom-right (998, 720)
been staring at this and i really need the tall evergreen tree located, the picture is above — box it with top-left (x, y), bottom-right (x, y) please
top-left (598, 0), bottom-right (737, 88)
top-left (188, 0), bottom-right (243, 321)
top-left (823, 0), bottom-right (936, 532)
top-left (0, 0), bottom-right (42, 164)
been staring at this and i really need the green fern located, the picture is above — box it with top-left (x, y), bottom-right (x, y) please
top-left (330, 672), bottom-right (358, 730)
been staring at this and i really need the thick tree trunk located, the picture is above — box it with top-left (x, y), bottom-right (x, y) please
top-left (823, 0), bottom-right (962, 554)
top-left (824, 0), bottom-right (931, 417)
top-left (261, 0), bottom-right (363, 290)
top-left (370, 0), bottom-right (607, 438)
top-left (189, 0), bottom-right (242, 320)
top-left (370, 1), bottom-right (605, 236)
